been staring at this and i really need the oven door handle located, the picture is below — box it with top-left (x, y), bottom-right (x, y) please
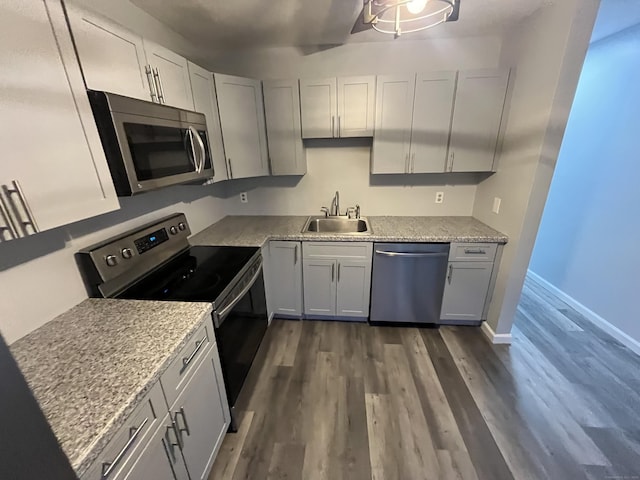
top-left (214, 261), bottom-right (263, 328)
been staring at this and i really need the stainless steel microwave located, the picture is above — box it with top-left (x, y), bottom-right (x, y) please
top-left (88, 90), bottom-right (213, 196)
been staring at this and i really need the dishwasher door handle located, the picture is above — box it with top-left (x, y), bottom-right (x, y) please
top-left (375, 251), bottom-right (448, 258)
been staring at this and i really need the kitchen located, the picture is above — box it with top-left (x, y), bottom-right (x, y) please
top-left (0, 0), bottom-right (608, 479)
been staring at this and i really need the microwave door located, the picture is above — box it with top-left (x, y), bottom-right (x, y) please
top-left (110, 113), bottom-right (208, 195)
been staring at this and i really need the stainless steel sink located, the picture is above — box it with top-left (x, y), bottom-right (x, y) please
top-left (302, 216), bottom-right (371, 235)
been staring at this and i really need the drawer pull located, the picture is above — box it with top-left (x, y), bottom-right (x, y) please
top-left (181, 336), bottom-right (207, 372)
top-left (165, 421), bottom-right (182, 461)
top-left (175, 406), bottom-right (191, 437)
top-left (464, 248), bottom-right (486, 255)
top-left (101, 417), bottom-right (149, 479)
top-left (448, 264), bottom-right (453, 284)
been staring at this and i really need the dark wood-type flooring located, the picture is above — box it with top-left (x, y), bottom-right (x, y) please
top-left (209, 275), bottom-right (640, 479)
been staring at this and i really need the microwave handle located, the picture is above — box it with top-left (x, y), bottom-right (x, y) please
top-left (185, 128), bottom-right (198, 172)
top-left (189, 126), bottom-right (206, 173)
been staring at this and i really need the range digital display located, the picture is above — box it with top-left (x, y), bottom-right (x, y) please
top-left (134, 228), bottom-right (169, 254)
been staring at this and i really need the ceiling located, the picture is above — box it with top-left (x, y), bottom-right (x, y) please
top-left (590, 0), bottom-right (640, 43)
top-left (131, 0), bottom-right (546, 50)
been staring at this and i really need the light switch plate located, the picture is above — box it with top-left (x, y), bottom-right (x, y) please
top-left (492, 197), bottom-right (501, 214)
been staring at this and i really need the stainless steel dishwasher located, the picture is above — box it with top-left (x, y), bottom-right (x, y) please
top-left (370, 243), bottom-right (450, 324)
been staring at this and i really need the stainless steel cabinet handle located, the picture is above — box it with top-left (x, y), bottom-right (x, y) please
top-left (181, 336), bottom-right (207, 372)
top-left (464, 248), bottom-right (487, 255)
top-left (0, 193), bottom-right (19, 240)
top-left (449, 151), bottom-right (455, 172)
top-left (294, 244), bottom-right (298, 265)
top-left (331, 263), bottom-right (335, 282)
top-left (337, 263), bottom-right (341, 282)
top-left (175, 406), bottom-right (191, 437)
top-left (227, 158), bottom-right (234, 179)
top-left (375, 250), bottom-right (448, 258)
top-left (153, 67), bottom-right (165, 104)
top-left (331, 116), bottom-right (335, 138)
top-left (165, 421), bottom-right (182, 459)
top-left (3, 181), bottom-right (39, 235)
top-left (447, 264), bottom-right (453, 284)
top-left (145, 65), bottom-right (158, 102)
top-left (101, 417), bottom-right (149, 479)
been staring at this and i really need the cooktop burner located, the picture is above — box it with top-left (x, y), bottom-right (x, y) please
top-left (117, 245), bottom-right (258, 302)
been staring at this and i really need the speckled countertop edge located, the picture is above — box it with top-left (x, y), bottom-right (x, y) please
top-left (189, 215), bottom-right (509, 248)
top-left (10, 299), bottom-right (213, 476)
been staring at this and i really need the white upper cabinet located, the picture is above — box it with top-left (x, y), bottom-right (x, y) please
top-left (65, 2), bottom-right (151, 101)
top-left (214, 74), bottom-right (269, 179)
top-left (0, 0), bottom-right (118, 241)
top-left (300, 76), bottom-right (376, 139)
top-left (188, 62), bottom-right (227, 183)
top-left (337, 76), bottom-right (376, 137)
top-left (371, 74), bottom-right (416, 174)
top-left (263, 80), bottom-right (306, 176)
top-left (409, 71), bottom-right (457, 173)
top-left (448, 69), bottom-right (510, 172)
top-left (300, 77), bottom-right (337, 139)
top-left (66, 3), bottom-right (194, 110)
top-left (143, 40), bottom-right (194, 110)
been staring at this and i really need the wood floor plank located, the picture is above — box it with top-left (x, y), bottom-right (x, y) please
top-left (583, 427), bottom-right (640, 477)
top-left (270, 320), bottom-right (303, 367)
top-left (365, 393), bottom-right (401, 480)
top-left (208, 410), bottom-right (255, 480)
top-left (423, 329), bottom-right (516, 480)
top-left (267, 442), bottom-right (306, 480)
top-left (519, 284), bottom-right (583, 332)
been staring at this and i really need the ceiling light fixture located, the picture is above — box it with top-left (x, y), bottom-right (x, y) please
top-left (361, 0), bottom-right (459, 37)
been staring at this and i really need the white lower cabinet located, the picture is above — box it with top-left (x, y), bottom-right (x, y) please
top-left (118, 413), bottom-right (188, 480)
top-left (267, 241), bottom-right (303, 317)
top-left (302, 243), bottom-right (373, 319)
top-left (440, 262), bottom-right (494, 321)
top-left (82, 323), bottom-right (229, 480)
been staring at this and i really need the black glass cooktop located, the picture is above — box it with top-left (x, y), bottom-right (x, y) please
top-left (117, 246), bottom-right (258, 302)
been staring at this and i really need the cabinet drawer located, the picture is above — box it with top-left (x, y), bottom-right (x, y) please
top-left (449, 243), bottom-right (497, 262)
top-left (81, 382), bottom-right (165, 480)
top-left (161, 321), bottom-right (214, 409)
top-left (303, 242), bottom-right (373, 260)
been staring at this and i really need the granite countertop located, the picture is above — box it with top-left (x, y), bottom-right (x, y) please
top-left (190, 215), bottom-right (508, 247)
top-left (10, 298), bottom-right (212, 476)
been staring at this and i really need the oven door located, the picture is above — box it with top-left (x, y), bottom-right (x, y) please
top-left (213, 263), bottom-right (268, 421)
top-left (111, 111), bottom-right (213, 194)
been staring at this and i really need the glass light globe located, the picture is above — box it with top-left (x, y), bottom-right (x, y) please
top-left (406, 0), bottom-right (428, 14)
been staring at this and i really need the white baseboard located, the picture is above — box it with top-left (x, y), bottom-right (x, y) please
top-left (481, 321), bottom-right (513, 345)
top-left (527, 270), bottom-right (640, 357)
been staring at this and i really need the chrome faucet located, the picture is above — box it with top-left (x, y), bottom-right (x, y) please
top-left (331, 191), bottom-right (340, 217)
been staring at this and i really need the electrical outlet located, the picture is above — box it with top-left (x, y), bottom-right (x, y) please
top-left (435, 192), bottom-right (444, 204)
top-left (492, 197), bottom-right (501, 214)
top-left (240, 192), bottom-right (248, 203)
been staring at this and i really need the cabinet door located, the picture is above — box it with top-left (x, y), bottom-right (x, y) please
top-left (337, 76), bottom-right (376, 137)
top-left (263, 80), bottom-right (306, 175)
top-left (65, 3), bottom-right (151, 101)
top-left (215, 74), bottom-right (269, 179)
top-left (171, 346), bottom-right (228, 480)
top-left (188, 62), bottom-right (228, 183)
top-left (0, 0), bottom-right (118, 237)
top-left (144, 40), bottom-right (194, 110)
top-left (440, 262), bottom-right (494, 321)
top-left (117, 414), bottom-right (188, 480)
top-left (371, 74), bottom-right (416, 174)
top-left (303, 259), bottom-right (337, 316)
top-left (410, 72), bottom-right (457, 173)
top-left (448, 69), bottom-right (509, 172)
top-left (336, 260), bottom-right (371, 318)
top-left (268, 242), bottom-right (303, 316)
top-left (300, 77), bottom-right (337, 138)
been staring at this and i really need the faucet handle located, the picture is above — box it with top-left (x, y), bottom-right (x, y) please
top-left (355, 204), bottom-right (360, 219)
top-left (320, 207), bottom-right (329, 218)
top-left (346, 207), bottom-right (356, 219)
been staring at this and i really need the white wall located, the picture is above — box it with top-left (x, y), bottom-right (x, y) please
top-left (472, 0), bottom-right (600, 335)
top-left (529, 24), bottom-right (640, 344)
top-left (214, 36), bottom-right (502, 217)
top-left (224, 145), bottom-right (478, 216)
top-left (0, 185), bottom-right (226, 344)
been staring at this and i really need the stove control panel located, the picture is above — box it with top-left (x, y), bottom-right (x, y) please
top-left (78, 213), bottom-right (192, 289)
